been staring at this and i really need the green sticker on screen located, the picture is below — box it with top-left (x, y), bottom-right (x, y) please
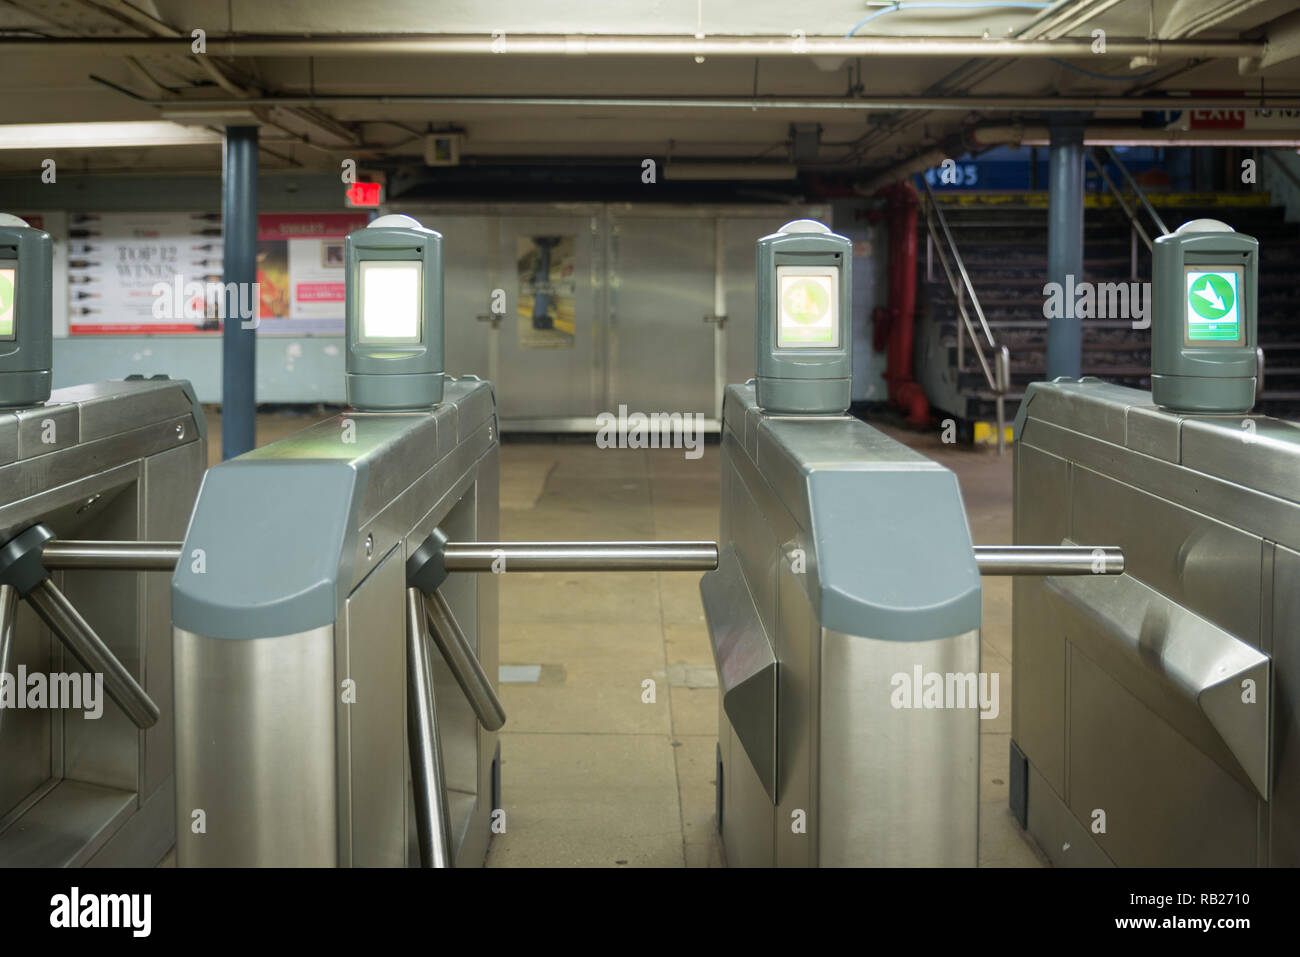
top-left (1151, 219), bottom-right (1257, 413)
top-left (755, 219), bottom-right (851, 413)
top-left (1186, 269), bottom-right (1240, 341)
top-left (777, 267), bottom-right (838, 348)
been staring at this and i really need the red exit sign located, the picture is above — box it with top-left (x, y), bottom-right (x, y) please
top-left (1189, 109), bottom-right (1246, 130)
top-left (345, 182), bottom-right (382, 207)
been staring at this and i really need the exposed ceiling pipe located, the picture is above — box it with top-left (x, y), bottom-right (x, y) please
top-left (1036, 0), bottom-right (1129, 38)
top-left (86, 77), bottom-right (1300, 113)
top-left (1012, 0), bottom-right (1094, 35)
top-left (70, 0), bottom-right (256, 99)
top-left (122, 56), bottom-right (172, 99)
top-left (836, 0), bottom-right (1149, 168)
top-left (1161, 0), bottom-right (1272, 40)
top-left (70, 0), bottom-right (361, 153)
top-left (0, 33), bottom-right (1267, 59)
top-left (72, 0), bottom-right (177, 35)
top-left (857, 144), bottom-right (964, 194)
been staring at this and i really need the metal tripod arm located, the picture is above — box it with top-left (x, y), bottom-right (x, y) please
top-left (25, 578), bottom-right (160, 729)
top-left (0, 525), bottom-right (160, 730)
top-left (405, 587), bottom-right (453, 869)
top-left (423, 589), bottom-right (507, 732)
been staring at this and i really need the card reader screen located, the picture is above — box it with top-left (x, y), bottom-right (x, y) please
top-left (0, 266), bottom-right (15, 341)
top-left (358, 260), bottom-right (422, 343)
top-left (776, 265), bottom-right (838, 348)
top-left (1184, 265), bottom-right (1244, 346)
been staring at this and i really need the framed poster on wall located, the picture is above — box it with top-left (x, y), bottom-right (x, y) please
top-left (64, 211), bottom-right (219, 334)
top-left (256, 213), bottom-right (369, 336)
top-left (64, 211), bottom-right (369, 335)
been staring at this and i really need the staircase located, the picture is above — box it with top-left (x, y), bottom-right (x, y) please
top-left (915, 192), bottom-right (1300, 424)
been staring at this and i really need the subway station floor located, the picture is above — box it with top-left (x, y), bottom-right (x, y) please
top-left (205, 408), bottom-right (1049, 868)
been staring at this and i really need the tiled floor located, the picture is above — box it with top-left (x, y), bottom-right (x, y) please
top-left (207, 408), bottom-right (1048, 868)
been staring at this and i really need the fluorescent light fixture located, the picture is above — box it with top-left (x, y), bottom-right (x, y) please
top-left (0, 121), bottom-right (224, 150)
top-left (664, 162), bottom-right (798, 181)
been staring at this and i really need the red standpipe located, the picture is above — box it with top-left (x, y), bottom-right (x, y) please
top-left (874, 181), bottom-right (931, 428)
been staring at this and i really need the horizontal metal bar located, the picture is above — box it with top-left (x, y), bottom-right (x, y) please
top-left (37, 539), bottom-right (1118, 578)
top-left (443, 541), bottom-right (719, 572)
top-left (41, 541), bottom-right (182, 572)
top-left (3, 34), bottom-right (1266, 58)
top-left (974, 546), bottom-right (1124, 576)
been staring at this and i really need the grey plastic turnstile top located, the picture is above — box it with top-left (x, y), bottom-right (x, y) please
top-left (171, 378), bottom-right (495, 640)
top-left (723, 384), bottom-right (981, 641)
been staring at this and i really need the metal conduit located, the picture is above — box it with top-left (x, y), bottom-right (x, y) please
top-left (90, 80), bottom-right (1300, 114)
top-left (2, 34), bottom-right (1266, 59)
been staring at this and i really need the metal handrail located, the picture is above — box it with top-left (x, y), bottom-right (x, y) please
top-left (1105, 146), bottom-right (1169, 236)
top-left (1088, 149), bottom-right (1153, 253)
top-left (919, 175), bottom-right (1010, 454)
top-left (1091, 146), bottom-right (1170, 269)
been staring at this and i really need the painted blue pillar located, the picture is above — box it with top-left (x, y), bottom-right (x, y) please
top-left (1046, 114), bottom-right (1086, 380)
top-left (221, 126), bottom-right (258, 460)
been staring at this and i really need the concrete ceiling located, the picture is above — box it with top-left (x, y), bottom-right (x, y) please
top-left (1, 0), bottom-right (1299, 186)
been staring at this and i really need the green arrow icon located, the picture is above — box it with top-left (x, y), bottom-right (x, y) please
top-left (1188, 273), bottom-right (1235, 321)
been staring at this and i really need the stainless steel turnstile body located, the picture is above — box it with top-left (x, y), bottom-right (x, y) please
top-left (0, 379), bottom-right (206, 866)
top-left (1012, 378), bottom-right (1294, 866)
top-left (171, 378), bottom-right (499, 867)
top-left (703, 384), bottom-right (983, 866)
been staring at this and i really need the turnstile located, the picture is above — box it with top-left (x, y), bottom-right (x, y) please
top-left (171, 377), bottom-right (501, 867)
top-left (164, 212), bottom-right (1126, 870)
top-left (1012, 377), bottom-right (1294, 866)
top-left (0, 377), bottom-right (206, 866)
top-left (704, 382), bottom-right (985, 866)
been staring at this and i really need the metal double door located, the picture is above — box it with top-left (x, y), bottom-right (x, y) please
top-left (393, 203), bottom-right (829, 427)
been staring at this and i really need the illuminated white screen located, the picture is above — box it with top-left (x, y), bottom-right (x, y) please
top-left (776, 265), bottom-right (838, 349)
top-left (359, 260), bottom-right (422, 342)
top-left (0, 266), bottom-right (15, 341)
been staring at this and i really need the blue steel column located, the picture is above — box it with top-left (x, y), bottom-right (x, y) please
top-left (1046, 114), bottom-right (1086, 380)
top-left (221, 126), bottom-right (258, 459)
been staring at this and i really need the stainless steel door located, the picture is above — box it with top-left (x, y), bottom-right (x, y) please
top-left (392, 202), bottom-right (830, 427)
top-left (433, 215), bottom-right (495, 382)
top-left (495, 211), bottom-right (602, 421)
top-left (608, 215), bottom-right (716, 417)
